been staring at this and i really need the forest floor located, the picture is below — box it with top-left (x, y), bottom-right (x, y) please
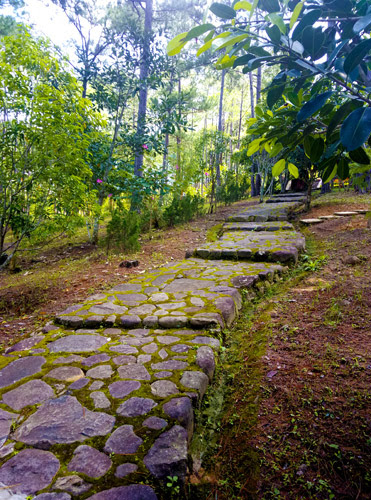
top-left (0, 198), bottom-right (256, 349)
top-left (190, 191), bottom-right (371, 500)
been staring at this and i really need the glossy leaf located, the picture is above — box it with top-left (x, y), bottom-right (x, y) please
top-left (167, 32), bottom-right (187, 55)
top-left (301, 26), bottom-right (325, 60)
top-left (353, 13), bottom-right (371, 33)
top-left (348, 147), bottom-right (370, 164)
top-left (343, 39), bottom-right (371, 75)
top-left (326, 99), bottom-right (363, 141)
top-left (234, 1), bottom-right (252, 10)
top-left (289, 1), bottom-right (303, 29)
top-left (337, 158), bottom-right (349, 180)
top-left (267, 84), bottom-right (285, 108)
top-left (272, 158), bottom-right (286, 176)
top-left (233, 53), bottom-right (255, 67)
top-left (288, 163), bottom-right (299, 177)
top-left (322, 158), bottom-right (337, 183)
top-left (267, 13), bottom-right (286, 34)
top-left (340, 107), bottom-right (371, 151)
top-left (292, 9), bottom-right (321, 41)
top-left (266, 25), bottom-right (281, 43)
top-left (210, 2), bottom-right (236, 19)
top-left (196, 39), bottom-right (212, 56)
top-left (309, 138), bottom-right (324, 163)
top-left (259, 0), bottom-right (280, 13)
top-left (183, 24), bottom-right (215, 42)
top-left (297, 91), bottom-right (332, 122)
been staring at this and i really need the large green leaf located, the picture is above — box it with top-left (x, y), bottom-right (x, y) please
top-left (292, 9), bottom-right (321, 41)
top-left (210, 2), bottom-right (236, 19)
top-left (321, 158), bottom-right (337, 183)
top-left (297, 91), bottom-right (332, 122)
top-left (337, 157), bottom-right (349, 180)
top-left (234, 1), bottom-right (252, 10)
top-left (353, 13), bottom-right (371, 33)
top-left (272, 158), bottom-right (286, 177)
top-left (348, 147), bottom-right (370, 164)
top-left (309, 137), bottom-right (325, 163)
top-left (259, 0), bottom-right (280, 13)
top-left (267, 13), bottom-right (286, 34)
top-left (183, 24), bottom-right (215, 42)
top-left (340, 107), bottom-right (371, 151)
top-left (326, 99), bottom-right (364, 141)
top-left (233, 53), bottom-right (255, 67)
top-left (288, 163), bottom-right (299, 177)
top-left (343, 39), bottom-right (371, 75)
top-left (266, 25), bottom-right (281, 43)
top-left (267, 84), bottom-right (285, 108)
top-left (289, 1), bottom-right (303, 29)
top-left (167, 32), bottom-right (187, 55)
top-left (301, 26), bottom-right (325, 60)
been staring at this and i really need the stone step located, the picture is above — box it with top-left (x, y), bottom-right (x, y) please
top-left (333, 211), bottom-right (359, 216)
top-left (318, 215), bottom-right (341, 220)
top-left (223, 221), bottom-right (294, 232)
top-left (300, 218), bottom-right (324, 225)
top-left (193, 230), bottom-right (305, 264)
top-left (54, 259), bottom-right (285, 331)
top-left (266, 197), bottom-right (306, 204)
top-left (228, 202), bottom-right (303, 223)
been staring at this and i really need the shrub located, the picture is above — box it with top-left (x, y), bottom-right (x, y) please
top-left (106, 203), bottom-right (141, 254)
top-left (163, 193), bottom-right (204, 227)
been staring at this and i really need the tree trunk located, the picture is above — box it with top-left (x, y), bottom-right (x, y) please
top-left (249, 71), bottom-right (255, 118)
top-left (237, 88), bottom-right (244, 149)
top-left (176, 78), bottom-right (181, 177)
top-left (256, 67), bottom-right (262, 104)
top-left (133, 0), bottom-right (153, 181)
top-left (216, 69), bottom-right (226, 187)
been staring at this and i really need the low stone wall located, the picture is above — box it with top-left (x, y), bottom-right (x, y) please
top-left (0, 196), bottom-right (305, 500)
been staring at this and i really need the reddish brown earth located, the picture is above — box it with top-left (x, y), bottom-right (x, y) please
top-left (195, 198), bottom-right (371, 500)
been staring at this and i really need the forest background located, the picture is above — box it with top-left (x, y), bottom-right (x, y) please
top-left (1, 0), bottom-right (371, 269)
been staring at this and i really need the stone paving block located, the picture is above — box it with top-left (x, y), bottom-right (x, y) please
top-left (67, 445), bottom-right (112, 478)
top-left (193, 230), bottom-right (305, 264)
top-left (2, 380), bottom-right (54, 411)
top-left (228, 201), bottom-right (303, 222)
top-left (224, 221), bottom-right (294, 232)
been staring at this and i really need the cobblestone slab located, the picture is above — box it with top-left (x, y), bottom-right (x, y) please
top-left (228, 201), bottom-right (304, 222)
top-left (266, 196), bottom-right (307, 203)
top-left (0, 204), bottom-right (305, 499)
top-left (223, 221), bottom-right (294, 232)
top-left (193, 230), bottom-right (305, 264)
top-left (53, 259), bottom-right (285, 330)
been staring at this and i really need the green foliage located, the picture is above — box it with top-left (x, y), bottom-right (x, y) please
top-left (0, 28), bottom-right (100, 266)
top-left (163, 193), bottom-right (204, 227)
top-left (170, 0), bottom-right (371, 187)
top-left (106, 202), bottom-right (141, 254)
top-left (216, 171), bottom-right (249, 205)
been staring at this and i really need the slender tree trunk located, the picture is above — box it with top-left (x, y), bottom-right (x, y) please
top-left (176, 78), bottom-right (181, 176)
top-left (256, 67), bottom-right (262, 104)
top-left (237, 88), bottom-right (244, 149)
top-left (133, 0), bottom-right (153, 181)
top-left (216, 69), bottom-right (226, 187)
top-left (249, 72), bottom-right (255, 118)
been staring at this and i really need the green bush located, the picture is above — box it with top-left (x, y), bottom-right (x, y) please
top-left (106, 203), bottom-right (141, 254)
top-left (163, 193), bottom-right (204, 227)
top-left (216, 173), bottom-right (249, 205)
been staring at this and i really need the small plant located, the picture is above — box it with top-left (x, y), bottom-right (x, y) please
top-left (166, 475), bottom-right (180, 495)
top-left (301, 254), bottom-right (327, 271)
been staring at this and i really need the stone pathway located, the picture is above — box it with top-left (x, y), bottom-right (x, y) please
top-left (0, 195), bottom-right (306, 500)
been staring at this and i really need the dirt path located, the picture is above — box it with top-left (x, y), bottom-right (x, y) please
top-left (192, 194), bottom-right (371, 500)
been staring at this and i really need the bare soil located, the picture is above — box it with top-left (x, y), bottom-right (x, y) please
top-left (196, 194), bottom-right (371, 500)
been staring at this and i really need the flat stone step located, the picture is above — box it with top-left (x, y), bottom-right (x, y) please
top-left (229, 202), bottom-right (303, 223)
top-left (223, 221), bottom-right (294, 232)
top-left (193, 230), bottom-right (305, 264)
top-left (54, 259), bottom-right (285, 331)
top-left (300, 218), bottom-right (324, 225)
top-left (355, 209), bottom-right (368, 214)
top-left (333, 211), bottom-right (358, 216)
top-left (266, 197), bottom-right (306, 204)
top-left (318, 215), bottom-right (341, 220)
